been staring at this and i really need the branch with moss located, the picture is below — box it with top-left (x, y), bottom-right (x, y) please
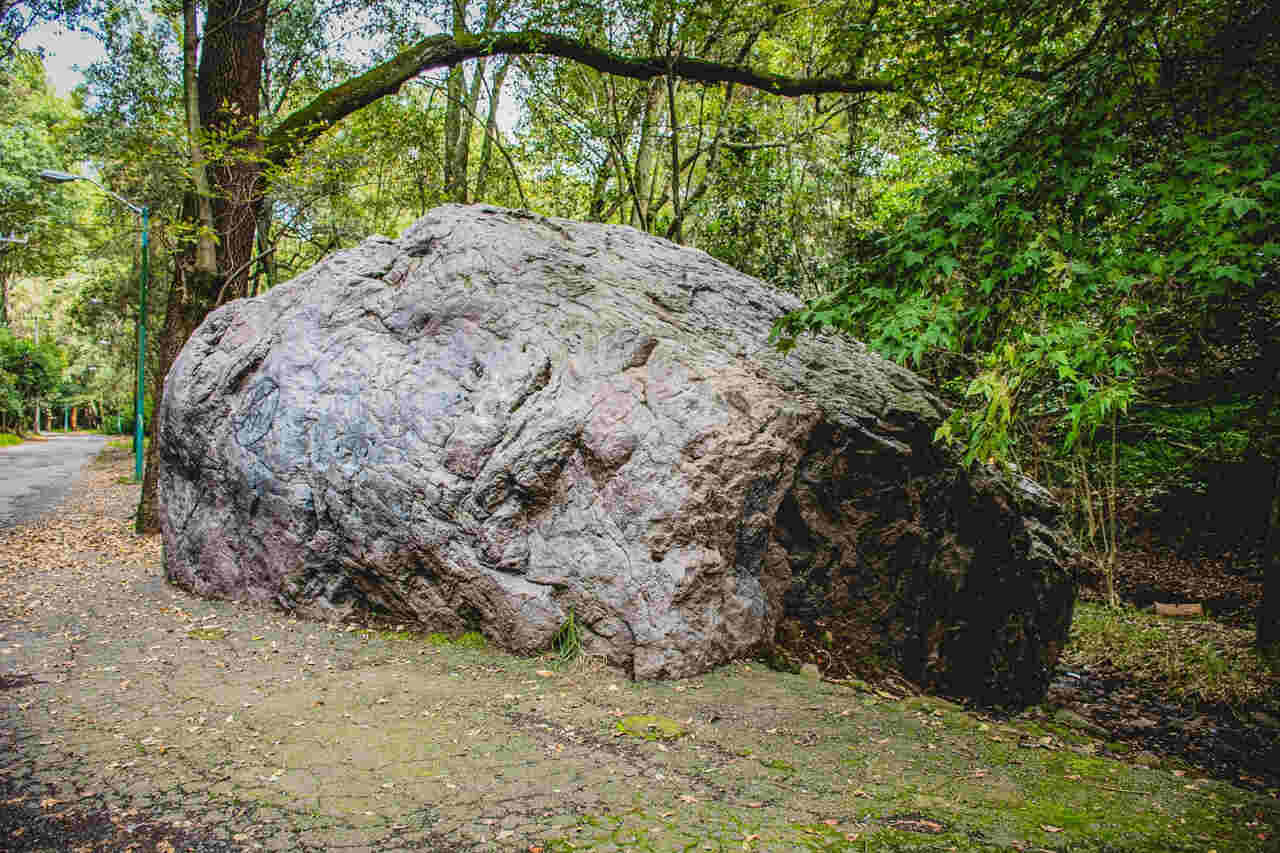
top-left (263, 29), bottom-right (897, 165)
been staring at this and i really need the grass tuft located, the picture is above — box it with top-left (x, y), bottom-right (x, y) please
top-left (1064, 601), bottom-right (1278, 706)
top-left (550, 607), bottom-right (582, 669)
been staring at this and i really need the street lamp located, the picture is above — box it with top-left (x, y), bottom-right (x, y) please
top-left (40, 169), bottom-right (149, 482)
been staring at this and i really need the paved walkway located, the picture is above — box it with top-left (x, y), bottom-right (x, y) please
top-left (0, 435), bottom-right (109, 529)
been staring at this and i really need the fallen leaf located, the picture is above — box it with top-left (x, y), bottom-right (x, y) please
top-left (746, 802), bottom-right (763, 808)
top-left (822, 819), bottom-right (839, 826)
top-left (535, 669), bottom-right (555, 677)
top-left (1041, 825), bottom-right (1064, 833)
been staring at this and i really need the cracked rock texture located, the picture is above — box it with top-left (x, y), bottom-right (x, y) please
top-left (158, 204), bottom-right (1078, 704)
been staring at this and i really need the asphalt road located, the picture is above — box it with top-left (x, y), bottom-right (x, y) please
top-left (0, 433), bottom-right (111, 528)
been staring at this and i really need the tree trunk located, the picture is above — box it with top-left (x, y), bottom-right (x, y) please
top-left (137, 0), bottom-right (266, 534)
top-left (453, 56), bottom-right (488, 201)
top-left (473, 57), bottom-right (510, 199)
top-left (665, 71), bottom-right (684, 243)
top-left (183, 0), bottom-right (219, 277)
top-left (138, 212), bottom-right (222, 533)
top-left (199, 0), bottom-right (266, 302)
top-left (443, 0), bottom-right (468, 203)
top-left (630, 80), bottom-right (662, 228)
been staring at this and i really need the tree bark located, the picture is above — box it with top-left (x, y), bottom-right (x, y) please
top-left (473, 57), bottom-right (510, 199)
top-left (199, 0), bottom-right (267, 302)
top-left (183, 0), bottom-right (218, 278)
top-left (630, 80), bottom-right (662, 228)
top-left (443, 0), bottom-right (467, 202)
top-left (137, 0), bottom-right (267, 534)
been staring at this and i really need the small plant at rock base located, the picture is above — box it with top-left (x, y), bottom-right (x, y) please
top-left (454, 630), bottom-right (487, 649)
top-left (551, 607), bottom-right (581, 669)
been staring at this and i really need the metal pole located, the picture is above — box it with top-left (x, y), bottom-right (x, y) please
top-left (33, 316), bottom-right (40, 434)
top-left (134, 207), bottom-right (149, 483)
top-left (64, 405), bottom-right (68, 430)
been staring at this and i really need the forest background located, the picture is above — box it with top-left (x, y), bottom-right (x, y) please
top-left (0, 0), bottom-right (1277, 654)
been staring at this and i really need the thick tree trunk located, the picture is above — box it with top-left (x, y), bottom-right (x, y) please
top-left (199, 0), bottom-right (266, 302)
top-left (137, 0), bottom-right (266, 534)
top-left (138, 231), bottom-right (222, 533)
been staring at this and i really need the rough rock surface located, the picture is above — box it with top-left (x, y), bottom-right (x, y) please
top-left (158, 204), bottom-right (1078, 704)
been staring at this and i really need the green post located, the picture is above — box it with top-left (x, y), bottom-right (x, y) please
top-left (63, 406), bottom-right (68, 430)
top-left (135, 206), bottom-right (149, 483)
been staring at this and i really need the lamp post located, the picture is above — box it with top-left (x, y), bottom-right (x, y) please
top-left (40, 170), bottom-right (149, 482)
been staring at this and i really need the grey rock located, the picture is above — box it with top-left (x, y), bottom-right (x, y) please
top-left (157, 204), bottom-right (1079, 704)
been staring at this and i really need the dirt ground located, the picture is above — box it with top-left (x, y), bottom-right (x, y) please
top-left (1, 447), bottom-right (1278, 852)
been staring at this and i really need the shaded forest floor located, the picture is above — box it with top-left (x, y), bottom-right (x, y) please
top-left (0, 448), bottom-right (1277, 852)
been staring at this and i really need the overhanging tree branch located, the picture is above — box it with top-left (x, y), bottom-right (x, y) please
top-left (263, 29), bottom-right (897, 165)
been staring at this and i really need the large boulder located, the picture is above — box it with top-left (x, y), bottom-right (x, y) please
top-left (158, 204), bottom-right (1078, 705)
